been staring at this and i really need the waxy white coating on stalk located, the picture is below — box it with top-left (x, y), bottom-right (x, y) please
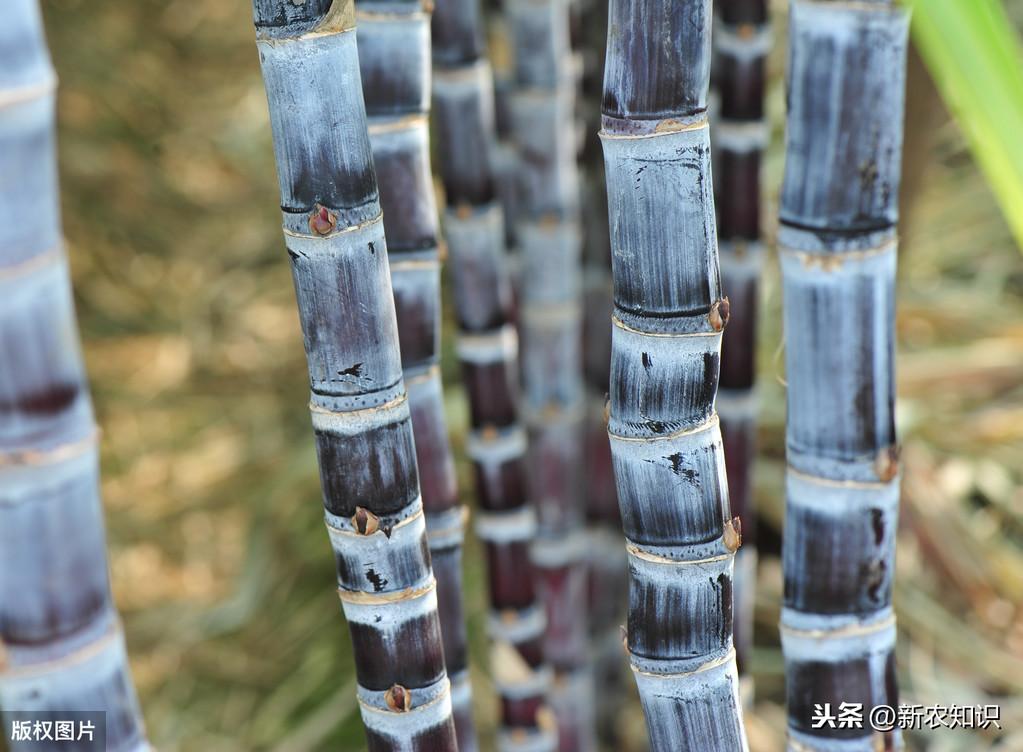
top-left (456, 325), bottom-right (519, 364)
top-left (465, 423), bottom-right (528, 463)
top-left (476, 506), bottom-right (538, 544)
top-left (778, 1), bottom-right (908, 748)
top-left (600, 0), bottom-right (749, 749)
top-left (0, 2), bottom-right (148, 748)
top-left (253, 2), bottom-right (458, 747)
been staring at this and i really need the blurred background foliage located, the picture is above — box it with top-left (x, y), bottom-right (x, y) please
top-left (25, 0), bottom-right (1023, 749)
top-left (908, 0), bottom-right (1023, 249)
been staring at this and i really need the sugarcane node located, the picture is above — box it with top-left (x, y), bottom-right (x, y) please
top-left (352, 506), bottom-right (380, 536)
top-left (710, 297), bottom-right (731, 332)
top-left (536, 705), bottom-right (558, 735)
top-left (384, 684), bottom-right (412, 713)
top-left (874, 445), bottom-right (900, 483)
top-left (723, 516), bottom-right (742, 553)
top-left (309, 204), bottom-right (337, 235)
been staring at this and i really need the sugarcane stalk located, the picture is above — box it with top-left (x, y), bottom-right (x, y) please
top-left (712, 0), bottom-right (770, 705)
top-left (571, 0), bottom-right (628, 744)
top-left (503, 1), bottom-right (594, 747)
top-left (354, 3), bottom-right (477, 748)
top-left (252, 3), bottom-right (457, 749)
top-left (0, 3), bottom-right (149, 750)
top-left (779, 2), bottom-right (908, 750)
top-left (431, 2), bottom-right (558, 750)
top-left (600, 1), bottom-right (750, 750)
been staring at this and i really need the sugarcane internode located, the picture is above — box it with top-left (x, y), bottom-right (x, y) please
top-left (599, 1), bottom-right (749, 750)
top-left (778, 1), bottom-right (909, 750)
top-left (253, 1), bottom-right (458, 748)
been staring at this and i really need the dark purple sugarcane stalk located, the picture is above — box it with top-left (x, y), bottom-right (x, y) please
top-left (252, 2), bottom-right (458, 748)
top-left (503, 0), bottom-right (594, 747)
top-left (0, 3), bottom-right (149, 749)
top-left (355, 2), bottom-right (478, 748)
top-left (431, 1), bottom-right (558, 750)
top-left (779, 1), bottom-right (908, 750)
top-left (712, 0), bottom-right (770, 703)
top-left (599, 0), bottom-right (750, 749)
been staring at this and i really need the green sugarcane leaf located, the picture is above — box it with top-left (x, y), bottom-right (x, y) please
top-left (906, 0), bottom-right (1023, 250)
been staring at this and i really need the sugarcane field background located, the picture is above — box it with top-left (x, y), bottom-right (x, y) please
top-left (3, 0), bottom-right (1023, 750)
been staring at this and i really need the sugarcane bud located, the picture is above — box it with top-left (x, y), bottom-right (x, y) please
top-left (619, 624), bottom-right (628, 653)
top-left (455, 203), bottom-right (472, 220)
top-left (384, 684), bottom-right (412, 712)
top-left (0, 638), bottom-right (7, 670)
top-left (352, 506), bottom-right (380, 536)
top-left (710, 297), bottom-right (731, 332)
top-left (874, 445), bottom-right (900, 483)
top-left (420, 0), bottom-right (435, 12)
top-left (536, 705), bottom-right (558, 735)
top-left (309, 205), bottom-right (337, 235)
top-left (723, 516), bottom-right (742, 553)
top-left (603, 395), bottom-right (611, 426)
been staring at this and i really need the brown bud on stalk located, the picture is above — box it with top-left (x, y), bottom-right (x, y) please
top-left (710, 297), bottom-right (731, 332)
top-left (352, 506), bottom-right (380, 536)
top-left (723, 516), bottom-right (742, 553)
top-left (309, 204), bottom-right (337, 235)
top-left (874, 446), bottom-right (900, 483)
top-left (385, 684), bottom-right (412, 712)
